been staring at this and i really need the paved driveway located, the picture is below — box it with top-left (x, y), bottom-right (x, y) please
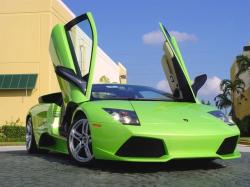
top-left (0, 145), bottom-right (249, 187)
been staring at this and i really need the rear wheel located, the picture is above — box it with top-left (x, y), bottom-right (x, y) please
top-left (26, 118), bottom-right (38, 154)
top-left (67, 118), bottom-right (94, 165)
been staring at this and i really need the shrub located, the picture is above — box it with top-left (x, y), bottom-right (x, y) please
top-left (0, 125), bottom-right (25, 142)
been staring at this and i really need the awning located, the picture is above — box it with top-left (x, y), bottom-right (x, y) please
top-left (0, 74), bottom-right (38, 90)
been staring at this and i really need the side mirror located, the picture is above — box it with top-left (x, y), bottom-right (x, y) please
top-left (55, 66), bottom-right (86, 93)
top-left (191, 74), bottom-right (207, 96)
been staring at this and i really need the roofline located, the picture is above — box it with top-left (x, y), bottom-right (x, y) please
top-left (57, 0), bottom-right (76, 18)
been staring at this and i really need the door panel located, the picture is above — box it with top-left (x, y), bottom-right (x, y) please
top-left (49, 12), bottom-right (97, 104)
top-left (159, 23), bottom-right (196, 102)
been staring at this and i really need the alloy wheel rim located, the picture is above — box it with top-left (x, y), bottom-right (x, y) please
top-left (69, 119), bottom-right (93, 162)
top-left (26, 120), bottom-right (32, 150)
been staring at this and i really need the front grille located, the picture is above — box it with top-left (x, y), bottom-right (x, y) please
top-left (216, 136), bottom-right (239, 155)
top-left (116, 137), bottom-right (166, 157)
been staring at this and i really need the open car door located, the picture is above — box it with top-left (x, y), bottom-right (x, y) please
top-left (50, 12), bottom-right (97, 104)
top-left (159, 23), bottom-right (196, 103)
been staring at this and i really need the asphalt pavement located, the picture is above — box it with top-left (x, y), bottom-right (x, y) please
top-left (0, 145), bottom-right (249, 187)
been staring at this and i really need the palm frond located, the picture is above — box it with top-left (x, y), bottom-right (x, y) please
top-left (214, 93), bottom-right (232, 110)
top-left (236, 55), bottom-right (250, 78)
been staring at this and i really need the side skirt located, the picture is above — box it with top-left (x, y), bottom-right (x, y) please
top-left (38, 133), bottom-right (68, 154)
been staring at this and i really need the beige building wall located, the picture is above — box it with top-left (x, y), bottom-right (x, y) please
top-left (0, 0), bottom-right (127, 124)
top-left (230, 43), bottom-right (250, 120)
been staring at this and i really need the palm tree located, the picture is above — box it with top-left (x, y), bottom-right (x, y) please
top-left (214, 93), bottom-right (232, 114)
top-left (235, 55), bottom-right (250, 78)
top-left (214, 54), bottom-right (249, 129)
top-left (220, 79), bottom-right (245, 97)
top-left (214, 78), bottom-right (245, 115)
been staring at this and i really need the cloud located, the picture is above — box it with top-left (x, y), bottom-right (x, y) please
top-left (142, 30), bottom-right (197, 45)
top-left (156, 76), bottom-right (222, 98)
top-left (198, 76), bottom-right (222, 97)
top-left (142, 30), bottom-right (164, 45)
top-left (170, 31), bottom-right (197, 42)
top-left (156, 79), bottom-right (171, 93)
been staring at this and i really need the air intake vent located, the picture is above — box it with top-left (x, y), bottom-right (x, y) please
top-left (216, 136), bottom-right (238, 155)
top-left (116, 137), bottom-right (166, 157)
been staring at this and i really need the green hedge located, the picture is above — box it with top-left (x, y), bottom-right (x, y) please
top-left (0, 125), bottom-right (25, 142)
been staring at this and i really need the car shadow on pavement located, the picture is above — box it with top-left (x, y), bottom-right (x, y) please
top-left (4, 150), bottom-right (225, 173)
top-left (90, 159), bottom-right (225, 173)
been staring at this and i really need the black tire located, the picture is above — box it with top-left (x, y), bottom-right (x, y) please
top-left (26, 117), bottom-right (39, 154)
top-left (67, 116), bottom-right (94, 166)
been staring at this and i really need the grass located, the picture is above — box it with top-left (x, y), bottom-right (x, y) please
top-left (0, 142), bottom-right (25, 146)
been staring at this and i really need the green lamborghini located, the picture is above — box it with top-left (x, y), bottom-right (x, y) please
top-left (26, 12), bottom-right (240, 165)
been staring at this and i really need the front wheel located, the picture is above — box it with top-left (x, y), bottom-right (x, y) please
top-left (67, 118), bottom-right (94, 165)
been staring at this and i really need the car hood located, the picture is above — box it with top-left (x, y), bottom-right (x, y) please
top-left (85, 100), bottom-right (238, 134)
top-left (130, 101), bottom-right (236, 134)
top-left (130, 101), bottom-right (212, 124)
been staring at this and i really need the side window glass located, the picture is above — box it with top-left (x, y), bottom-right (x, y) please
top-left (65, 15), bottom-right (93, 79)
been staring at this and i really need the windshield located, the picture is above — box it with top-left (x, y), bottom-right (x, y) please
top-left (91, 84), bottom-right (175, 101)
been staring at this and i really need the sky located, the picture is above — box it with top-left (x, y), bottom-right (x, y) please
top-left (62, 0), bottom-right (250, 102)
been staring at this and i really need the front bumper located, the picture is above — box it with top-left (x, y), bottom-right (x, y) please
top-left (90, 121), bottom-right (241, 162)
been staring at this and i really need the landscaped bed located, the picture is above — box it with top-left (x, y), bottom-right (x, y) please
top-left (0, 124), bottom-right (25, 146)
top-left (240, 137), bottom-right (250, 146)
top-left (0, 142), bottom-right (25, 146)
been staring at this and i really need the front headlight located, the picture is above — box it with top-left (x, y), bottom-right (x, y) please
top-left (208, 110), bottom-right (235, 126)
top-left (103, 108), bottom-right (140, 125)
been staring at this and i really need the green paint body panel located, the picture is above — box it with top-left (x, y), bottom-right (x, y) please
top-left (159, 23), bottom-right (191, 83)
top-left (28, 100), bottom-right (241, 161)
top-left (27, 13), bottom-right (241, 162)
top-left (49, 12), bottom-right (97, 103)
top-left (159, 23), bottom-right (197, 102)
top-left (50, 24), bottom-right (87, 104)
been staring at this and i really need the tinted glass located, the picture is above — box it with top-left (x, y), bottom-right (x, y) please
top-left (91, 84), bottom-right (174, 101)
top-left (66, 17), bottom-right (93, 78)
